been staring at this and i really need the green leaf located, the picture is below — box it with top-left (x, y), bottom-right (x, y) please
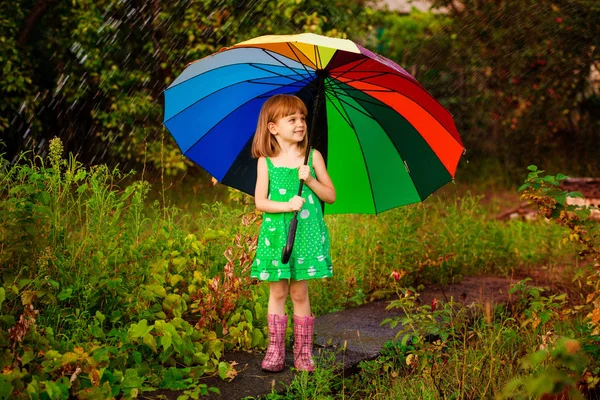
top-left (90, 324), bottom-right (106, 340)
top-left (128, 319), bottom-right (153, 339)
top-left (243, 309), bottom-right (253, 324)
top-left (555, 193), bottom-right (567, 205)
top-left (143, 333), bottom-right (157, 352)
top-left (143, 284), bottom-right (167, 298)
top-left (21, 350), bottom-right (35, 366)
top-left (194, 352), bottom-right (209, 364)
top-left (44, 380), bottom-right (63, 400)
top-left (169, 274), bottom-right (184, 287)
top-left (254, 303), bottom-right (263, 321)
top-left (527, 165), bottom-right (538, 171)
top-left (206, 340), bottom-right (223, 359)
top-left (162, 333), bottom-right (172, 351)
top-left (575, 208), bottom-right (591, 220)
top-left (218, 362), bottom-right (230, 380)
top-left (159, 368), bottom-right (192, 390)
top-left (132, 351), bottom-right (142, 365)
top-left (95, 311), bottom-right (106, 324)
top-left (251, 328), bottom-right (264, 348)
top-left (0, 381), bottom-right (13, 398)
top-left (0, 288), bottom-right (5, 309)
top-left (57, 288), bottom-right (73, 301)
top-left (568, 191), bottom-right (584, 199)
top-left (121, 369), bottom-right (144, 391)
top-left (163, 294), bottom-right (182, 312)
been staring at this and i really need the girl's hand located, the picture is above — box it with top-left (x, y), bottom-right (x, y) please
top-left (298, 165), bottom-right (313, 183)
top-left (288, 195), bottom-right (305, 211)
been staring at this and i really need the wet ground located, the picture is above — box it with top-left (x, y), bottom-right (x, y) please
top-left (150, 276), bottom-right (519, 399)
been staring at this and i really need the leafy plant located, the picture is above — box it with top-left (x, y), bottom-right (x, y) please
top-left (519, 165), bottom-right (600, 334)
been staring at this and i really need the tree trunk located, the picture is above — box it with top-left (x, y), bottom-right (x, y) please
top-left (17, 0), bottom-right (59, 46)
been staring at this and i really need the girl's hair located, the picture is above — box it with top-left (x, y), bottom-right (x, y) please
top-left (251, 94), bottom-right (308, 158)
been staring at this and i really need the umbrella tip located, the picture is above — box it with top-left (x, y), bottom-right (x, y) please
top-left (315, 69), bottom-right (328, 78)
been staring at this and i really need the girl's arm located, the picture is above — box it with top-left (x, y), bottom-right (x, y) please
top-left (255, 157), bottom-right (305, 213)
top-left (301, 150), bottom-right (336, 204)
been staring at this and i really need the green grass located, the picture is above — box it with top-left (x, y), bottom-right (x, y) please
top-left (0, 140), bottom-right (591, 398)
top-left (259, 284), bottom-right (600, 400)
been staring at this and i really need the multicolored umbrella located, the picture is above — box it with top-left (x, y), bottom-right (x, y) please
top-left (163, 33), bottom-right (464, 215)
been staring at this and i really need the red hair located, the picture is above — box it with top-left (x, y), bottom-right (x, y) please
top-left (251, 94), bottom-right (308, 158)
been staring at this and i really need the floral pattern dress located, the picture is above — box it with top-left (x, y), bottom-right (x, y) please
top-left (250, 149), bottom-right (333, 282)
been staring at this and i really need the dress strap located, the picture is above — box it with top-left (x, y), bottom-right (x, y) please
top-left (265, 156), bottom-right (274, 170)
top-left (308, 148), bottom-right (315, 167)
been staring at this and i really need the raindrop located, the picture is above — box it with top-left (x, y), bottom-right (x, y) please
top-left (55, 74), bottom-right (70, 95)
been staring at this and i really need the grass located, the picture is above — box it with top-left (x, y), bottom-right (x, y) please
top-left (258, 285), bottom-right (599, 400)
top-left (0, 140), bottom-right (595, 398)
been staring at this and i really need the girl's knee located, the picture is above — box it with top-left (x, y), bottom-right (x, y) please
top-left (289, 285), bottom-right (308, 303)
top-left (269, 284), bottom-right (289, 301)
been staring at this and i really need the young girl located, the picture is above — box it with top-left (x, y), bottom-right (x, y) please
top-left (250, 94), bottom-right (336, 372)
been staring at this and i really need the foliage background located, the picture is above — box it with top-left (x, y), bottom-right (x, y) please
top-left (2, 0), bottom-right (599, 180)
top-left (2, 1), bottom-right (600, 397)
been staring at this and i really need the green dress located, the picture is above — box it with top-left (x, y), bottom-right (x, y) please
top-left (250, 149), bottom-right (333, 282)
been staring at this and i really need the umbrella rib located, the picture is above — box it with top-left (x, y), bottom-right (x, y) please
top-left (327, 58), bottom-right (370, 81)
top-left (247, 63), bottom-right (307, 84)
top-left (286, 43), bottom-right (320, 93)
top-left (165, 59), bottom-right (309, 92)
top-left (333, 77), bottom-right (464, 149)
top-left (181, 75), bottom-right (315, 155)
top-left (164, 70), bottom-right (312, 123)
top-left (259, 48), bottom-right (316, 81)
top-left (326, 81), bottom-right (396, 108)
top-left (333, 67), bottom-right (457, 122)
top-left (329, 85), bottom-right (393, 93)
top-left (288, 42), bottom-right (318, 70)
top-left (325, 80), bottom-right (380, 121)
top-left (323, 90), bottom-right (356, 130)
top-left (246, 80), bottom-right (308, 88)
top-left (329, 71), bottom-right (393, 88)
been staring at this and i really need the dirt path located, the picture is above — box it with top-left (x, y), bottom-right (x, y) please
top-left (151, 275), bottom-right (532, 399)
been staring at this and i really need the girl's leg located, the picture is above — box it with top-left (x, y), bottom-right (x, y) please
top-left (289, 279), bottom-right (310, 317)
top-left (268, 280), bottom-right (289, 315)
top-left (262, 280), bottom-right (290, 372)
top-left (290, 279), bottom-right (315, 372)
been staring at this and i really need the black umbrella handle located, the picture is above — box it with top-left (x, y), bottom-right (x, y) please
top-left (281, 214), bottom-right (298, 264)
top-left (281, 74), bottom-right (325, 264)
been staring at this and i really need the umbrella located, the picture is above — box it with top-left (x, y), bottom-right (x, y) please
top-left (163, 33), bottom-right (465, 260)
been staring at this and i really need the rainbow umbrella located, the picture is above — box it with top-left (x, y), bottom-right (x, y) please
top-left (163, 33), bottom-right (464, 215)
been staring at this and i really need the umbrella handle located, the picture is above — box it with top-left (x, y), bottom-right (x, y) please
top-left (281, 213), bottom-right (299, 264)
top-left (280, 73), bottom-right (325, 264)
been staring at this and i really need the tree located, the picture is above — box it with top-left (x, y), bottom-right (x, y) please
top-left (378, 0), bottom-right (600, 175)
top-left (1, 0), bottom-right (375, 175)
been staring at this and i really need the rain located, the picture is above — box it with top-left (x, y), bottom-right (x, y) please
top-left (1, 1), bottom-right (599, 398)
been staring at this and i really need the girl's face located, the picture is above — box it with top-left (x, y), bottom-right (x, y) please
top-left (268, 111), bottom-right (306, 145)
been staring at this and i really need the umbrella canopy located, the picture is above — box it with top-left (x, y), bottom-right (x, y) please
top-left (163, 33), bottom-right (464, 214)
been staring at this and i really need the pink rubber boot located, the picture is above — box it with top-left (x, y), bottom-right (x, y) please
top-left (293, 315), bottom-right (315, 372)
top-left (261, 314), bottom-right (288, 372)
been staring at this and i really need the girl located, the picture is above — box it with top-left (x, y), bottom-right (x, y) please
top-left (250, 94), bottom-right (336, 372)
